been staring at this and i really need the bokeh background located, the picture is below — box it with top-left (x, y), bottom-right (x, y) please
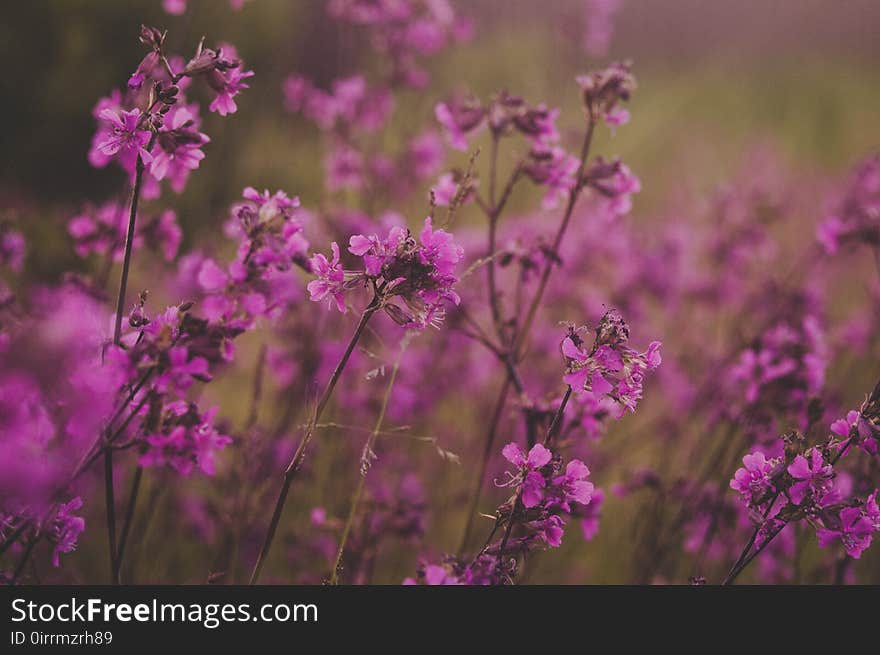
top-left (2, 0), bottom-right (879, 584)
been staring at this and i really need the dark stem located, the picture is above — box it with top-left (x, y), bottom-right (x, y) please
top-left (496, 493), bottom-right (523, 569)
top-left (113, 135), bottom-right (155, 345)
top-left (105, 135), bottom-right (154, 585)
top-left (114, 466), bottom-right (144, 584)
top-left (544, 386), bottom-right (573, 446)
top-left (515, 118), bottom-right (596, 357)
top-left (457, 378), bottom-right (511, 554)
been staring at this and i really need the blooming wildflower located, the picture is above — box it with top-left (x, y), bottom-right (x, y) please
top-left (576, 61), bottom-right (636, 126)
top-left (346, 217), bottom-right (463, 328)
top-left (150, 104), bottom-right (210, 193)
top-left (549, 459), bottom-right (595, 512)
top-left (204, 47), bottom-right (254, 116)
top-left (325, 144), bottom-right (365, 191)
top-left (307, 243), bottom-right (347, 313)
top-left (816, 506), bottom-right (875, 558)
top-left (502, 442), bottom-right (552, 507)
top-left (96, 108), bottom-right (153, 165)
top-left (523, 145), bottom-right (581, 210)
top-left (407, 130), bottom-right (445, 179)
top-left (831, 409), bottom-right (879, 455)
top-left (575, 487), bottom-right (604, 541)
top-left (140, 403), bottom-right (232, 476)
top-left (787, 449), bottom-right (833, 506)
top-left (431, 172), bottom-right (458, 206)
top-left (562, 310), bottom-right (661, 417)
top-left (584, 157), bottom-right (641, 216)
top-left (435, 96), bottom-right (486, 151)
top-left (730, 451), bottom-right (782, 508)
top-left (583, 0), bottom-right (621, 57)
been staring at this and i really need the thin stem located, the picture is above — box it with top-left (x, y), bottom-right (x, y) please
top-left (105, 135), bottom-right (154, 585)
top-left (457, 378), bottom-right (511, 554)
top-left (329, 336), bottom-right (409, 584)
top-left (487, 134), bottom-right (504, 339)
top-left (113, 135), bottom-right (155, 345)
top-left (249, 302), bottom-right (379, 584)
top-left (0, 520), bottom-right (31, 557)
top-left (114, 466), bottom-right (144, 584)
top-left (722, 491), bottom-right (779, 585)
top-left (544, 386), bottom-right (573, 446)
top-left (515, 119), bottom-right (596, 357)
top-left (496, 492), bottom-right (522, 568)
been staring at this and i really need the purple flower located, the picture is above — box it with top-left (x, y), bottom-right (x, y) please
top-left (435, 96), bottom-right (486, 151)
top-left (96, 108), bottom-right (153, 165)
top-left (325, 144), bottom-right (365, 191)
top-left (207, 60), bottom-right (254, 116)
top-left (831, 409), bottom-right (878, 456)
top-left (307, 242), bottom-right (347, 313)
top-left (561, 311), bottom-right (661, 417)
top-left (787, 449), bottom-right (833, 506)
top-left (550, 459), bottom-right (595, 512)
top-left (431, 173), bottom-right (458, 206)
top-left (816, 506), bottom-right (874, 558)
top-left (140, 404), bottom-right (231, 476)
top-left (502, 442), bottom-right (552, 508)
top-left (150, 104), bottom-right (210, 193)
top-left (730, 451), bottom-right (781, 508)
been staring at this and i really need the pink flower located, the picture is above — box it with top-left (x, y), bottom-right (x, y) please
top-left (730, 451), bottom-right (781, 507)
top-left (435, 96), bottom-right (485, 151)
top-left (207, 65), bottom-right (254, 116)
top-left (550, 459), bottom-right (595, 511)
top-left (502, 442), bottom-right (552, 508)
top-left (149, 104), bottom-right (210, 193)
top-left (502, 442), bottom-right (552, 469)
top-left (432, 173), bottom-right (458, 206)
top-left (787, 449), bottom-right (833, 506)
top-left (307, 242), bottom-right (347, 313)
top-left (831, 409), bottom-right (878, 456)
top-left (561, 311), bottom-right (661, 417)
top-left (96, 108), bottom-right (153, 165)
top-left (816, 506), bottom-right (874, 558)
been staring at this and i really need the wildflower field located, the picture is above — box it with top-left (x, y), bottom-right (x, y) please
top-left (1, 0), bottom-right (879, 585)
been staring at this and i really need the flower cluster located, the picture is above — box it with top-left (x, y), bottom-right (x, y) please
top-left (562, 310), bottom-right (662, 417)
top-left (309, 217), bottom-right (464, 329)
top-left (197, 188), bottom-right (308, 332)
top-left (731, 420), bottom-right (880, 561)
top-left (89, 25), bottom-right (251, 197)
